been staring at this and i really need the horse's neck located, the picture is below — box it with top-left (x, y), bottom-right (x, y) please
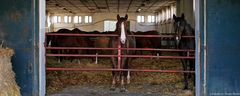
top-left (183, 24), bottom-right (194, 36)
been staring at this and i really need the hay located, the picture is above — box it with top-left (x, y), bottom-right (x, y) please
top-left (46, 52), bottom-right (194, 95)
top-left (0, 48), bottom-right (21, 96)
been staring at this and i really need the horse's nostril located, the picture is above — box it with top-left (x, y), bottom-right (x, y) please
top-left (121, 40), bottom-right (125, 44)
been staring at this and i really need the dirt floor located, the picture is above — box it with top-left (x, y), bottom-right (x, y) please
top-left (46, 52), bottom-right (194, 96)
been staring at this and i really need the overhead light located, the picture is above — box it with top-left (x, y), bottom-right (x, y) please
top-left (138, 8), bottom-right (142, 11)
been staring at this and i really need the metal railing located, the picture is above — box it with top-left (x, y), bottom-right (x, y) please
top-left (45, 33), bottom-right (195, 73)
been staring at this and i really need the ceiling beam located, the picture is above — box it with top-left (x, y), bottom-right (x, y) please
top-left (92, 0), bottom-right (101, 12)
top-left (127, 0), bottom-right (133, 12)
top-left (79, 0), bottom-right (92, 12)
top-left (117, 0), bottom-right (120, 12)
top-left (147, 0), bottom-right (159, 10)
top-left (146, 0), bottom-right (172, 12)
top-left (105, 0), bottom-right (110, 12)
top-left (65, 0), bottom-right (82, 13)
top-left (54, 0), bottom-right (70, 14)
top-left (135, 0), bottom-right (146, 12)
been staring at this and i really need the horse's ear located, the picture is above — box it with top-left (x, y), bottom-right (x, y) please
top-left (181, 13), bottom-right (185, 19)
top-left (117, 14), bottom-right (120, 20)
top-left (173, 14), bottom-right (176, 20)
top-left (125, 14), bottom-right (128, 20)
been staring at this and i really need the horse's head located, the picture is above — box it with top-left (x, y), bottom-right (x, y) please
top-left (173, 13), bottom-right (187, 45)
top-left (116, 14), bottom-right (128, 44)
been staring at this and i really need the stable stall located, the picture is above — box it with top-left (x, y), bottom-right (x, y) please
top-left (0, 0), bottom-right (240, 96)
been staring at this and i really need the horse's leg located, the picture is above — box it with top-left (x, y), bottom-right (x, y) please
top-left (95, 52), bottom-right (98, 64)
top-left (70, 50), bottom-right (75, 63)
top-left (181, 59), bottom-right (189, 90)
top-left (189, 59), bottom-right (195, 87)
top-left (58, 49), bottom-right (63, 63)
top-left (76, 50), bottom-right (81, 64)
top-left (110, 57), bottom-right (117, 91)
top-left (126, 58), bottom-right (131, 84)
top-left (120, 57), bottom-right (128, 92)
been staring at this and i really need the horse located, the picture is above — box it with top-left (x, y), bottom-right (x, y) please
top-left (109, 14), bottom-right (136, 92)
top-left (134, 31), bottom-right (161, 56)
top-left (46, 29), bottom-right (72, 63)
top-left (173, 13), bottom-right (195, 90)
top-left (46, 28), bottom-right (89, 63)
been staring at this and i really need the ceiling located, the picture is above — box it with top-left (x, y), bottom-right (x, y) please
top-left (46, 0), bottom-right (176, 14)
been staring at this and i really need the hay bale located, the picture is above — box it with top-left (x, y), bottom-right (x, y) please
top-left (0, 48), bottom-right (21, 96)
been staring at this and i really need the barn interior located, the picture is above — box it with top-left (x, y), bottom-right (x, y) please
top-left (45, 0), bottom-right (195, 95)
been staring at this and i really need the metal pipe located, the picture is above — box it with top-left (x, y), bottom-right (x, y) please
top-left (46, 68), bottom-right (195, 73)
top-left (45, 33), bottom-right (194, 38)
top-left (46, 54), bottom-right (195, 59)
top-left (46, 47), bottom-right (195, 52)
top-left (118, 41), bottom-right (121, 69)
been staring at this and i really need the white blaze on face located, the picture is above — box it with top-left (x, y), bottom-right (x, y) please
top-left (120, 22), bottom-right (126, 44)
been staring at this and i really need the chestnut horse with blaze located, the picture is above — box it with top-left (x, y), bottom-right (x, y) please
top-left (109, 14), bottom-right (136, 92)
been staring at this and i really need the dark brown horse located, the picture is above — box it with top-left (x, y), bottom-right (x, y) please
top-left (134, 31), bottom-right (161, 56)
top-left (109, 14), bottom-right (135, 92)
top-left (173, 14), bottom-right (195, 89)
top-left (47, 28), bottom-right (89, 63)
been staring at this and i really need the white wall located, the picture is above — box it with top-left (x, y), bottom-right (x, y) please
top-left (47, 13), bottom-right (157, 32)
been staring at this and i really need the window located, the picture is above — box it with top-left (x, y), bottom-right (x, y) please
top-left (104, 20), bottom-right (117, 31)
top-left (74, 16), bottom-right (82, 23)
top-left (148, 15), bottom-right (155, 23)
top-left (166, 8), bottom-right (170, 19)
top-left (85, 16), bottom-right (92, 23)
top-left (52, 16), bottom-right (61, 23)
top-left (64, 16), bottom-right (72, 23)
top-left (137, 15), bottom-right (144, 23)
top-left (47, 15), bottom-right (51, 27)
top-left (170, 4), bottom-right (176, 18)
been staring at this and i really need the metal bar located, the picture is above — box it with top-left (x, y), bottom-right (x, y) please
top-left (46, 33), bottom-right (118, 37)
top-left (46, 68), bottom-right (195, 73)
top-left (45, 33), bottom-right (194, 38)
top-left (46, 54), bottom-right (195, 59)
top-left (117, 41), bottom-right (121, 69)
top-left (46, 47), bottom-right (195, 52)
